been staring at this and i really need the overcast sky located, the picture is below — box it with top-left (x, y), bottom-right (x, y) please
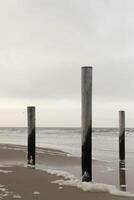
top-left (0, 0), bottom-right (134, 127)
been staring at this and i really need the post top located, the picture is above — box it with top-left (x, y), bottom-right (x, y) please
top-left (82, 66), bottom-right (92, 68)
top-left (27, 106), bottom-right (35, 109)
top-left (119, 110), bottom-right (125, 113)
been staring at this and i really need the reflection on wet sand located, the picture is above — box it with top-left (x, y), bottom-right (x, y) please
top-left (119, 161), bottom-right (127, 192)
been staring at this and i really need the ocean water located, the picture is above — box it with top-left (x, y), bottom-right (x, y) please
top-left (0, 127), bottom-right (134, 162)
top-left (1, 127), bottom-right (134, 194)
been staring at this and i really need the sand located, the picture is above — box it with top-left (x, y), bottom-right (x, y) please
top-left (0, 144), bottom-right (133, 200)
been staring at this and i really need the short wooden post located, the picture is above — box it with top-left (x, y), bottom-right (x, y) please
top-left (27, 106), bottom-right (36, 165)
top-left (119, 111), bottom-right (125, 161)
top-left (81, 66), bottom-right (92, 182)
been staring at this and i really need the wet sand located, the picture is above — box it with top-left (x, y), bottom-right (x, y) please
top-left (0, 144), bottom-right (133, 200)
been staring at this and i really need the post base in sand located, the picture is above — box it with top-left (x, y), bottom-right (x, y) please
top-left (82, 171), bottom-right (91, 182)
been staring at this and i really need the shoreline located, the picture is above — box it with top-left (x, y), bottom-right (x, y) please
top-left (0, 144), bottom-right (133, 199)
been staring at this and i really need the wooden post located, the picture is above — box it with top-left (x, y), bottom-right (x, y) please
top-left (81, 66), bottom-right (92, 182)
top-left (119, 161), bottom-right (126, 191)
top-left (119, 111), bottom-right (125, 161)
top-left (27, 106), bottom-right (36, 165)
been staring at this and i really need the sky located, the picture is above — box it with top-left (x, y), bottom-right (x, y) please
top-left (0, 0), bottom-right (134, 127)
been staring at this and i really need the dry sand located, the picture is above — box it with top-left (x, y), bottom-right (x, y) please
top-left (0, 144), bottom-right (133, 200)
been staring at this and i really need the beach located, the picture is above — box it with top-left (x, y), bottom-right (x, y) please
top-left (0, 144), bottom-right (133, 200)
top-left (0, 0), bottom-right (133, 199)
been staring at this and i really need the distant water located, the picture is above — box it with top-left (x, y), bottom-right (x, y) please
top-left (0, 127), bottom-right (134, 162)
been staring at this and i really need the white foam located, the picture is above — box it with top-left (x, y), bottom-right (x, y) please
top-left (107, 167), bottom-right (114, 172)
top-left (42, 168), bottom-right (76, 180)
top-left (0, 169), bottom-right (12, 174)
top-left (0, 188), bottom-right (6, 192)
top-left (33, 191), bottom-right (40, 195)
top-left (0, 185), bottom-right (5, 187)
top-left (13, 194), bottom-right (22, 198)
top-left (52, 179), bottom-right (134, 197)
top-left (3, 193), bottom-right (9, 197)
top-left (40, 168), bottom-right (134, 198)
top-left (0, 186), bottom-right (12, 199)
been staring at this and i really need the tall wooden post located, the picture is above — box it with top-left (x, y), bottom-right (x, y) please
top-left (27, 106), bottom-right (36, 165)
top-left (119, 111), bottom-right (125, 161)
top-left (81, 66), bottom-right (92, 182)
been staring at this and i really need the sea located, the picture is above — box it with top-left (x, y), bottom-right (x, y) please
top-left (0, 127), bottom-right (134, 193)
top-left (0, 127), bottom-right (133, 161)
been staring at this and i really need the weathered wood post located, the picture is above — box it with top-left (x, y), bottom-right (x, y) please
top-left (119, 161), bottom-right (126, 191)
top-left (119, 111), bottom-right (125, 161)
top-left (81, 66), bottom-right (92, 182)
top-left (27, 106), bottom-right (36, 165)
